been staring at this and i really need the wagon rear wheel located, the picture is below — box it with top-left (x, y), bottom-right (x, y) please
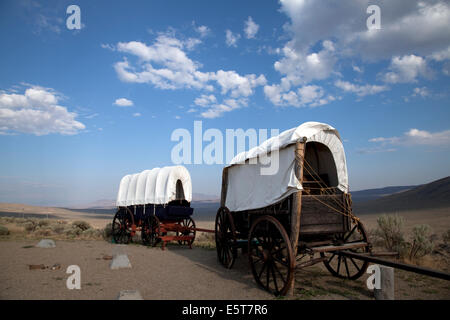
top-left (215, 207), bottom-right (237, 269)
top-left (248, 215), bottom-right (295, 296)
top-left (112, 208), bottom-right (133, 244)
top-left (321, 219), bottom-right (370, 280)
top-left (141, 215), bottom-right (161, 247)
top-left (177, 217), bottom-right (196, 246)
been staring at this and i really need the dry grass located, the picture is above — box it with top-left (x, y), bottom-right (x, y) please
top-left (194, 231), bottom-right (215, 249)
top-left (0, 215), bottom-right (215, 248)
top-left (0, 216), bottom-right (106, 241)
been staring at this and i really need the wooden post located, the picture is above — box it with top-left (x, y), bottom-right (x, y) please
top-left (220, 167), bottom-right (229, 208)
top-left (288, 138), bottom-right (306, 296)
top-left (374, 266), bottom-right (395, 300)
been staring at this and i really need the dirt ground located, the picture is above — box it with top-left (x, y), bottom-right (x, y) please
top-left (1, 239), bottom-right (449, 300)
top-left (0, 240), bottom-right (272, 300)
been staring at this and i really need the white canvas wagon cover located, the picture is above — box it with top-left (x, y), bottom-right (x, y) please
top-left (116, 165), bottom-right (192, 206)
top-left (225, 122), bottom-right (349, 212)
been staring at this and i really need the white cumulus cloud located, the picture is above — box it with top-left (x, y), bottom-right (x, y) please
top-left (112, 32), bottom-right (267, 118)
top-left (225, 30), bottom-right (240, 47)
top-left (262, 0), bottom-right (450, 108)
top-left (0, 85), bottom-right (85, 136)
top-left (212, 70), bottom-right (266, 98)
top-left (370, 128), bottom-right (450, 147)
top-left (200, 98), bottom-right (248, 119)
top-left (382, 55), bottom-right (431, 83)
top-left (244, 16), bottom-right (259, 39)
top-left (194, 94), bottom-right (217, 107)
top-left (264, 84), bottom-right (335, 107)
top-left (412, 87), bottom-right (430, 98)
top-left (114, 98), bottom-right (134, 107)
top-left (194, 24), bottom-right (210, 38)
top-left (279, 0), bottom-right (450, 60)
top-left (335, 80), bottom-right (388, 97)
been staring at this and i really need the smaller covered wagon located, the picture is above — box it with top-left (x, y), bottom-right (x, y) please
top-left (113, 165), bottom-right (196, 249)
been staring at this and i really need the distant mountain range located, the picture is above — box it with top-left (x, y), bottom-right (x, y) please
top-left (353, 176), bottom-right (450, 214)
top-left (69, 193), bottom-right (220, 210)
top-left (350, 185), bottom-right (417, 203)
top-left (1, 177), bottom-right (448, 220)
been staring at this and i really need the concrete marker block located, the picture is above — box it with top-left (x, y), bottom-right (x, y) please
top-left (36, 239), bottom-right (56, 248)
top-left (374, 265), bottom-right (395, 300)
top-left (117, 290), bottom-right (143, 300)
top-left (110, 254), bottom-right (131, 270)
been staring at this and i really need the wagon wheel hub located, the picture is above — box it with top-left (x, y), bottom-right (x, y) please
top-left (262, 249), bottom-right (271, 262)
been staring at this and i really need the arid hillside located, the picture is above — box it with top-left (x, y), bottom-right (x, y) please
top-left (353, 176), bottom-right (450, 214)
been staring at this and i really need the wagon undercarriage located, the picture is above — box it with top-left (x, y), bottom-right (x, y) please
top-left (112, 206), bottom-right (199, 249)
top-left (215, 194), bottom-right (371, 296)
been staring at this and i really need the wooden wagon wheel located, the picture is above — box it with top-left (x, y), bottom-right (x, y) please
top-left (177, 217), bottom-right (196, 246)
top-left (248, 215), bottom-right (295, 296)
top-left (141, 215), bottom-right (161, 247)
top-left (321, 219), bottom-right (371, 280)
top-left (215, 207), bottom-right (237, 269)
top-left (112, 208), bottom-right (133, 244)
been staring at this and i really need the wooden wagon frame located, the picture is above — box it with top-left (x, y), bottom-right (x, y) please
top-left (215, 126), bottom-right (372, 296)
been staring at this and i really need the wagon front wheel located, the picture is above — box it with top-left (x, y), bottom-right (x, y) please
top-left (112, 208), bottom-right (133, 244)
top-left (177, 217), bottom-right (196, 246)
top-left (215, 207), bottom-right (237, 269)
top-left (141, 215), bottom-right (161, 247)
top-left (321, 219), bottom-right (370, 280)
top-left (248, 215), bottom-right (295, 296)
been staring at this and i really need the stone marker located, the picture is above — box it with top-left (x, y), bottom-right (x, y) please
top-left (36, 239), bottom-right (56, 248)
top-left (110, 254), bottom-right (131, 270)
top-left (374, 266), bottom-right (395, 300)
top-left (117, 290), bottom-right (143, 300)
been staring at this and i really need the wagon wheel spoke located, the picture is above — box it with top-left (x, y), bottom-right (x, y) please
top-left (250, 254), bottom-right (264, 264)
top-left (343, 257), bottom-right (350, 278)
top-left (271, 245), bottom-right (287, 255)
top-left (258, 261), bottom-right (268, 280)
top-left (271, 264), bottom-right (279, 293)
top-left (337, 255), bottom-right (342, 274)
top-left (272, 260), bottom-right (286, 283)
top-left (327, 252), bottom-right (336, 264)
top-left (272, 256), bottom-right (288, 267)
top-left (349, 256), bottom-right (361, 272)
top-left (344, 225), bottom-right (357, 242)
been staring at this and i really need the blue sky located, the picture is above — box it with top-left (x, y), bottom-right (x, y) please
top-left (0, 0), bottom-right (449, 206)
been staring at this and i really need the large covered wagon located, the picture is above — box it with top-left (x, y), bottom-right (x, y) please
top-left (215, 122), bottom-right (371, 295)
top-left (113, 165), bottom-right (196, 249)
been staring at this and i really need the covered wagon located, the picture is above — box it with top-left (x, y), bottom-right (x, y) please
top-left (113, 165), bottom-right (196, 249)
top-left (215, 122), bottom-right (371, 295)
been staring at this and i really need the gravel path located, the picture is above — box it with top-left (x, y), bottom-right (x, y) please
top-left (0, 240), bottom-right (273, 300)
